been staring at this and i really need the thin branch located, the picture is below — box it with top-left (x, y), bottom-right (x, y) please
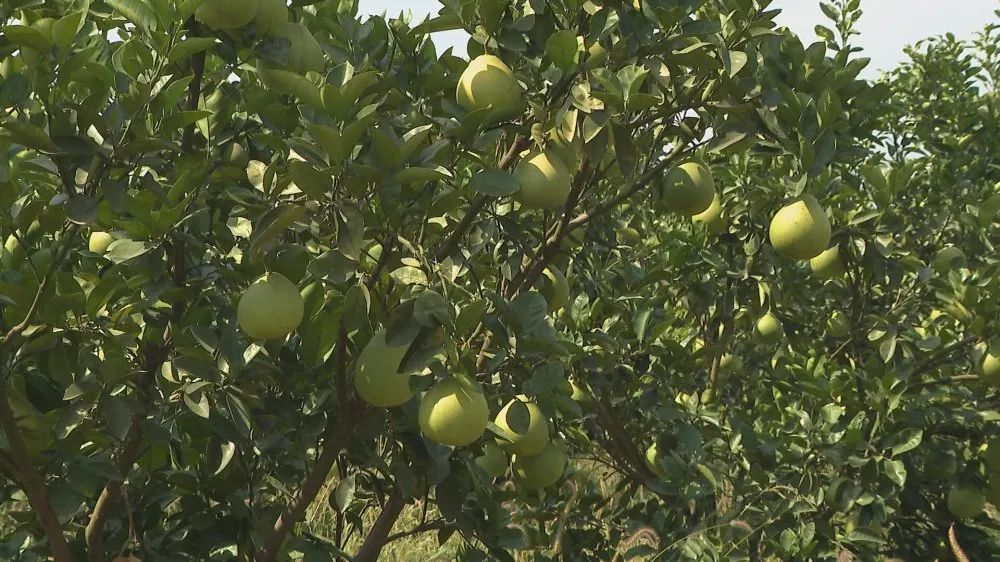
top-left (0, 398), bottom-right (72, 562)
top-left (433, 136), bottom-right (530, 261)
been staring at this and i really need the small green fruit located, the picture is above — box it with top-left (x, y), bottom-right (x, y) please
top-left (494, 396), bottom-right (549, 456)
top-left (718, 353), bottom-right (742, 374)
top-left (515, 150), bottom-right (572, 210)
top-left (512, 442), bottom-right (567, 490)
top-left (89, 231), bottom-right (114, 254)
top-left (661, 161), bottom-right (715, 215)
top-left (810, 246), bottom-right (846, 278)
top-left (947, 485), bottom-right (985, 519)
top-left (418, 378), bottom-right (490, 447)
top-left (456, 54), bottom-right (522, 116)
top-left (476, 442), bottom-right (509, 477)
top-left (755, 313), bottom-right (784, 345)
top-left (237, 273), bottom-right (304, 340)
top-left (769, 194), bottom-right (832, 260)
top-left (353, 330), bottom-right (415, 408)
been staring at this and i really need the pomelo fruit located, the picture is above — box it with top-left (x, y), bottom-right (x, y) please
top-left (512, 442), bottom-right (567, 490)
top-left (661, 161), bottom-right (715, 215)
top-left (237, 272), bottom-right (304, 340)
top-left (353, 329), bottom-right (415, 408)
top-left (418, 378), bottom-right (490, 447)
top-left (514, 150), bottom-right (572, 210)
top-left (494, 396), bottom-right (549, 456)
top-left (769, 194), bottom-right (832, 260)
top-left (456, 54), bottom-right (522, 116)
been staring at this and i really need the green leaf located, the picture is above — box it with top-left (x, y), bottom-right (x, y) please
top-left (332, 474), bottom-right (356, 511)
top-left (883, 458), bottom-right (906, 487)
top-left (213, 441), bottom-right (236, 475)
top-left (106, 239), bottom-right (151, 264)
top-left (469, 169), bottom-right (519, 197)
top-left (0, 121), bottom-right (57, 151)
top-left (390, 266), bottom-right (428, 286)
top-left (105, 0), bottom-right (159, 30)
top-left (183, 382), bottom-right (211, 418)
top-left (52, 11), bottom-right (86, 50)
top-left (288, 160), bottom-right (331, 200)
top-left (545, 30), bottom-right (580, 70)
top-left (393, 166), bottom-right (451, 184)
top-left (168, 37), bottom-right (218, 62)
top-left (888, 428), bottom-right (922, 456)
top-left (248, 205), bottom-right (307, 261)
top-left (63, 196), bottom-right (98, 225)
top-left (1, 25), bottom-right (51, 51)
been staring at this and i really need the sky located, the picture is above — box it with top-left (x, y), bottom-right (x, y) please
top-left (357, 0), bottom-right (998, 78)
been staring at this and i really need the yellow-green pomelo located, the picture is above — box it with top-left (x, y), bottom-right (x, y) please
top-left (418, 378), bottom-right (489, 447)
top-left (828, 311), bottom-right (851, 338)
top-left (89, 231), bottom-right (114, 254)
top-left (645, 443), bottom-right (667, 478)
top-left (196, 0), bottom-right (260, 30)
top-left (476, 442), bottom-right (509, 477)
top-left (660, 161), bottom-right (715, 215)
top-left (252, 0), bottom-right (289, 37)
top-left (810, 246), bottom-right (846, 278)
top-left (755, 313), bottom-right (784, 344)
top-left (222, 142), bottom-right (249, 169)
top-left (237, 273), bottom-right (304, 340)
top-left (947, 485), bottom-right (985, 519)
top-left (981, 352), bottom-right (1000, 385)
top-left (495, 396), bottom-right (549, 456)
top-left (537, 266), bottom-right (570, 313)
top-left (769, 194), bottom-right (832, 260)
top-left (512, 442), bottom-right (567, 490)
top-left (264, 22), bottom-right (325, 75)
top-left (514, 150), bottom-right (572, 210)
top-left (933, 246), bottom-right (966, 274)
top-left (456, 54), bottom-right (522, 115)
top-left (692, 193), bottom-right (724, 233)
top-left (354, 330), bottom-right (414, 408)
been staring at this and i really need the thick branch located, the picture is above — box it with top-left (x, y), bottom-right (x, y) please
top-left (0, 398), bottom-right (72, 562)
top-left (352, 494), bottom-right (406, 562)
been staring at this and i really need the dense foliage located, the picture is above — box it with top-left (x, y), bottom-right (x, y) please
top-left (0, 0), bottom-right (997, 561)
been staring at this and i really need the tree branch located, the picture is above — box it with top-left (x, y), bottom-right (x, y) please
top-left (0, 398), bottom-right (72, 562)
top-left (352, 493), bottom-right (406, 562)
top-left (85, 18), bottom-right (205, 561)
top-left (434, 135), bottom-right (530, 261)
top-left (256, 323), bottom-right (360, 562)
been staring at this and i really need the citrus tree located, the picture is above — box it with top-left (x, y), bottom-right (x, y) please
top-left (0, 0), bottom-right (997, 561)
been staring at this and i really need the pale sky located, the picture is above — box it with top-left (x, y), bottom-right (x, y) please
top-left (357, 0), bottom-right (998, 77)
